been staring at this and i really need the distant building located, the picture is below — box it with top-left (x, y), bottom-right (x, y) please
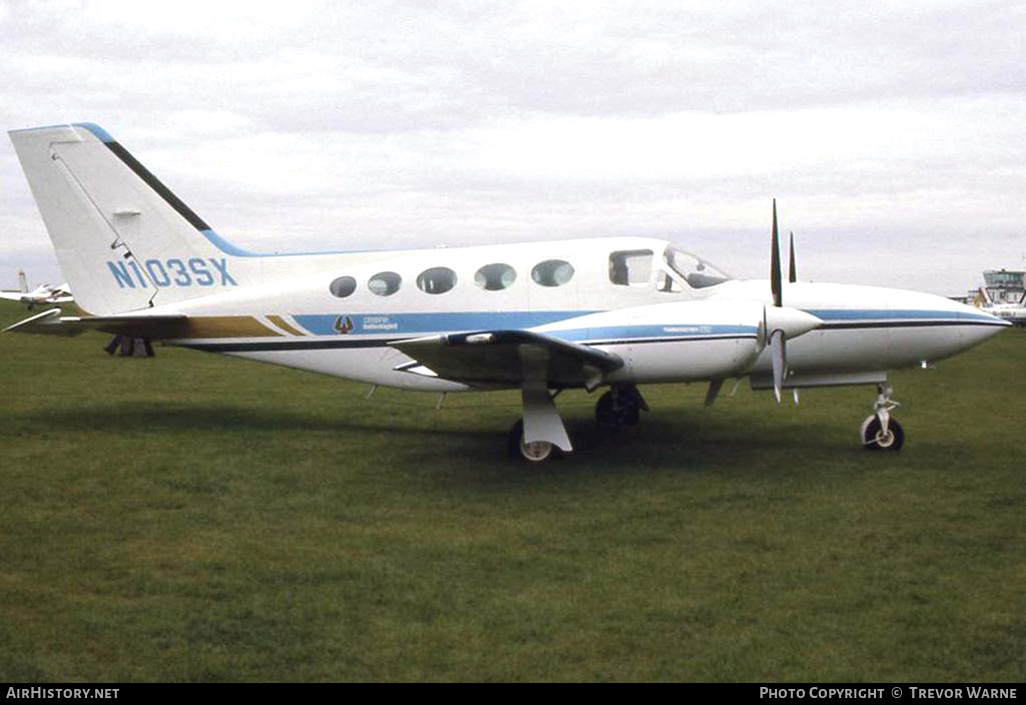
top-left (982, 269), bottom-right (1025, 304)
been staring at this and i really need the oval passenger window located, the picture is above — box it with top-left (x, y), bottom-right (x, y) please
top-left (368, 271), bottom-right (402, 296)
top-left (474, 263), bottom-right (517, 291)
top-left (531, 259), bottom-right (574, 287)
top-left (329, 276), bottom-right (357, 298)
top-left (416, 267), bottom-right (457, 295)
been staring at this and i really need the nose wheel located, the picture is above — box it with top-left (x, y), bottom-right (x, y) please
top-left (861, 383), bottom-right (904, 451)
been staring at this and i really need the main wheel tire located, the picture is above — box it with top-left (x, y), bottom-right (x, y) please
top-left (507, 419), bottom-right (555, 463)
top-left (861, 416), bottom-right (905, 451)
top-left (595, 391), bottom-right (641, 428)
top-left (595, 392), bottom-right (614, 426)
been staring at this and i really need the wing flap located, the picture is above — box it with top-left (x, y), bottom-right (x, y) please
top-left (391, 330), bottom-right (622, 388)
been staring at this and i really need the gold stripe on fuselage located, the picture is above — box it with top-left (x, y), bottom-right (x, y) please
top-left (182, 316), bottom-right (283, 338)
top-left (86, 315), bottom-right (282, 340)
top-left (267, 314), bottom-right (308, 337)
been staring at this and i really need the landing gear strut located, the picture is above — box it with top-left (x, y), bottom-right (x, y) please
top-left (595, 383), bottom-right (648, 429)
top-left (861, 383), bottom-right (904, 451)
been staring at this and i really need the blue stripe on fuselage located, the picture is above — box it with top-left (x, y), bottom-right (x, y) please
top-left (550, 324), bottom-right (758, 343)
top-left (807, 308), bottom-right (1001, 324)
top-left (289, 308), bottom-right (997, 340)
top-left (290, 311), bottom-right (757, 342)
top-left (292, 311), bottom-right (595, 336)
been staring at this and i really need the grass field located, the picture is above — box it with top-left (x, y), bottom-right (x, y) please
top-left (1, 300), bottom-right (1023, 682)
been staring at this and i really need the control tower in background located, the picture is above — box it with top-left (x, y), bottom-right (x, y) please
top-left (982, 269), bottom-right (1025, 304)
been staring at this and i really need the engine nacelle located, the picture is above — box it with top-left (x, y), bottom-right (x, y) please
top-left (534, 300), bottom-right (785, 384)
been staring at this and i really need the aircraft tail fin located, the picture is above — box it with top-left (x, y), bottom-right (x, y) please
top-left (977, 287), bottom-right (993, 306)
top-left (8, 123), bottom-right (247, 315)
top-left (17, 270), bottom-right (27, 294)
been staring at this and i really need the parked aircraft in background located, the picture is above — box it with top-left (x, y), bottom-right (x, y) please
top-left (1, 269), bottom-right (152, 356)
top-left (4, 123), bottom-right (1010, 461)
top-left (973, 287), bottom-right (1026, 327)
top-left (0, 270), bottom-right (73, 309)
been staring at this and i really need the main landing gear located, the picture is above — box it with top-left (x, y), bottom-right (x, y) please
top-left (861, 383), bottom-right (904, 451)
top-left (507, 419), bottom-right (559, 463)
top-left (507, 384), bottom-right (650, 463)
top-left (595, 383), bottom-right (648, 429)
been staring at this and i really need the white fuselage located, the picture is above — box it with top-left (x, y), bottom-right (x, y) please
top-left (141, 236), bottom-right (1006, 392)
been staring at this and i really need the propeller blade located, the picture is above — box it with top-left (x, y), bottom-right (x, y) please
top-left (788, 231), bottom-right (797, 283)
top-left (771, 200), bottom-right (782, 307)
top-left (770, 329), bottom-right (786, 403)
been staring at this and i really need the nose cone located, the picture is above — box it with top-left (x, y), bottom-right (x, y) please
top-left (951, 297), bottom-right (1011, 348)
top-left (896, 290), bottom-right (1009, 358)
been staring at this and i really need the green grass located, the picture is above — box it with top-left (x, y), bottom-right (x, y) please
top-left (1, 300), bottom-right (1023, 682)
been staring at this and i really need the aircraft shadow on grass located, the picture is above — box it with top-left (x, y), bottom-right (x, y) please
top-left (17, 400), bottom-right (853, 469)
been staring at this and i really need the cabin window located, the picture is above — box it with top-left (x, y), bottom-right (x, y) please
top-left (609, 250), bottom-right (653, 286)
top-left (531, 259), bottom-right (574, 287)
top-left (328, 275), bottom-right (357, 298)
top-left (474, 263), bottom-right (517, 291)
top-left (368, 271), bottom-right (402, 296)
top-left (416, 267), bottom-right (457, 295)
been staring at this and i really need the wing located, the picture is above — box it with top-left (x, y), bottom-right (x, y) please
top-left (391, 330), bottom-right (623, 389)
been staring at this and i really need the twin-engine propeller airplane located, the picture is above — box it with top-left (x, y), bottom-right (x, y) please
top-left (4, 123), bottom-right (1009, 461)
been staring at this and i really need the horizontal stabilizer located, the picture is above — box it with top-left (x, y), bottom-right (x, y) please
top-left (5, 310), bottom-right (187, 338)
top-left (3, 308), bottom-right (86, 336)
top-left (392, 329), bottom-right (623, 388)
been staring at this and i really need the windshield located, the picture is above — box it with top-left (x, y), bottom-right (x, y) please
top-left (663, 246), bottom-right (731, 289)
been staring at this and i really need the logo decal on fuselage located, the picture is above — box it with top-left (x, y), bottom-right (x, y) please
top-left (334, 316), bottom-right (354, 334)
top-left (106, 258), bottom-right (237, 289)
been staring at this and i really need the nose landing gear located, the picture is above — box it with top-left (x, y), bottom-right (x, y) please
top-left (861, 383), bottom-right (904, 451)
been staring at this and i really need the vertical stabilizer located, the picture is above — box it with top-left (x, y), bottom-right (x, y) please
top-left (8, 123), bottom-right (246, 315)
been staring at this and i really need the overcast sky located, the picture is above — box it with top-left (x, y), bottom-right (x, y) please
top-left (2, 0), bottom-right (1023, 295)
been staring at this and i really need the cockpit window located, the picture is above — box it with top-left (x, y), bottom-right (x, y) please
top-left (609, 250), bottom-right (653, 286)
top-left (663, 246), bottom-right (731, 289)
